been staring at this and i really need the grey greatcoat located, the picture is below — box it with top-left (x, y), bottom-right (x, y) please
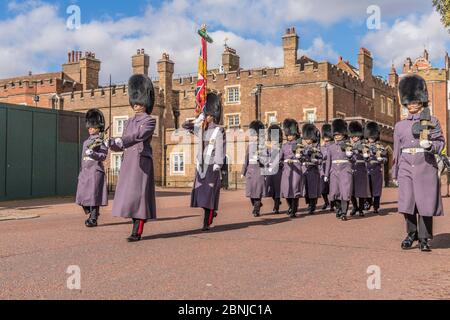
top-left (242, 144), bottom-right (266, 199)
top-left (263, 145), bottom-right (283, 199)
top-left (367, 145), bottom-right (387, 197)
top-left (319, 141), bottom-right (332, 195)
top-left (302, 145), bottom-right (322, 199)
top-left (110, 113), bottom-right (157, 220)
top-left (352, 152), bottom-right (371, 198)
top-left (75, 134), bottom-right (108, 207)
top-left (393, 113), bottom-right (445, 217)
top-left (325, 142), bottom-right (354, 201)
top-left (183, 120), bottom-right (226, 211)
top-left (280, 141), bottom-right (303, 199)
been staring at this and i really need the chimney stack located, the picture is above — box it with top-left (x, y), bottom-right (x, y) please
top-left (282, 27), bottom-right (299, 70)
top-left (132, 49), bottom-right (150, 76)
top-left (358, 47), bottom-right (373, 82)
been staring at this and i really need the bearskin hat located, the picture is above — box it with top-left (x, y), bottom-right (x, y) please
top-left (332, 118), bottom-right (348, 136)
top-left (364, 121), bottom-right (380, 141)
top-left (398, 74), bottom-right (428, 106)
top-left (283, 118), bottom-right (299, 138)
top-left (128, 74), bottom-right (155, 114)
top-left (348, 121), bottom-right (363, 138)
top-left (302, 123), bottom-right (320, 143)
top-left (249, 120), bottom-right (265, 136)
top-left (321, 124), bottom-right (333, 140)
top-left (267, 124), bottom-right (283, 144)
top-left (203, 93), bottom-right (222, 124)
top-left (85, 108), bottom-right (105, 132)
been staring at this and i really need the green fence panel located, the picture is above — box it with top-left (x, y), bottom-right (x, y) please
top-left (32, 111), bottom-right (57, 197)
top-left (6, 108), bottom-right (33, 199)
top-left (0, 108), bottom-right (6, 200)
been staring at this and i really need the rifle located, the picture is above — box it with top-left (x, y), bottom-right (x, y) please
top-left (87, 125), bottom-right (110, 151)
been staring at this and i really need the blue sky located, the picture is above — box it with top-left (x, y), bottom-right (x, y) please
top-left (0, 0), bottom-right (448, 85)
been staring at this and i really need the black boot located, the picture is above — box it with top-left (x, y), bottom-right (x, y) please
top-left (350, 197), bottom-right (358, 216)
top-left (334, 200), bottom-right (342, 219)
top-left (202, 208), bottom-right (214, 231)
top-left (340, 201), bottom-right (349, 221)
top-left (127, 219), bottom-right (144, 242)
top-left (419, 239), bottom-right (431, 252)
top-left (85, 207), bottom-right (98, 228)
top-left (358, 198), bottom-right (365, 217)
top-left (321, 194), bottom-right (329, 210)
top-left (272, 198), bottom-right (281, 214)
top-left (253, 199), bottom-right (262, 217)
top-left (330, 200), bottom-right (335, 212)
top-left (364, 198), bottom-right (372, 211)
top-left (308, 198), bottom-right (317, 215)
top-left (401, 233), bottom-right (418, 250)
top-left (373, 197), bottom-right (380, 214)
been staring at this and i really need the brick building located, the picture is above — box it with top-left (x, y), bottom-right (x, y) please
top-left (1, 27), bottom-right (448, 189)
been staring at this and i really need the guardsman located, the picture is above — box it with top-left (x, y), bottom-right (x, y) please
top-left (263, 124), bottom-right (284, 214)
top-left (320, 124), bottom-right (333, 211)
top-left (75, 109), bottom-right (108, 227)
top-left (393, 74), bottom-right (445, 252)
top-left (109, 74), bottom-right (157, 242)
top-left (364, 121), bottom-right (387, 214)
top-left (325, 119), bottom-right (354, 221)
top-left (301, 123), bottom-right (322, 215)
top-left (280, 119), bottom-right (303, 218)
top-left (349, 121), bottom-right (371, 217)
top-left (182, 93), bottom-right (226, 231)
top-left (242, 120), bottom-right (266, 217)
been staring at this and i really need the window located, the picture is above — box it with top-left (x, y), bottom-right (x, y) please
top-left (401, 106), bottom-right (408, 119)
top-left (380, 95), bottom-right (386, 114)
top-left (114, 116), bottom-right (128, 136)
top-left (387, 98), bottom-right (393, 116)
top-left (111, 153), bottom-right (122, 172)
top-left (225, 86), bottom-right (240, 104)
top-left (336, 112), bottom-right (346, 119)
top-left (304, 109), bottom-right (316, 123)
top-left (226, 114), bottom-right (240, 128)
top-left (265, 112), bottom-right (277, 125)
top-left (171, 153), bottom-right (185, 175)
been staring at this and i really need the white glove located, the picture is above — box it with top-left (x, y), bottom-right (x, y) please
top-left (115, 138), bottom-right (123, 148)
top-left (194, 113), bottom-right (205, 125)
top-left (363, 153), bottom-right (370, 159)
top-left (295, 153), bottom-right (301, 159)
top-left (420, 140), bottom-right (432, 149)
top-left (393, 179), bottom-right (399, 187)
top-left (240, 174), bottom-right (244, 179)
top-left (345, 151), bottom-right (353, 157)
top-left (268, 167), bottom-right (273, 173)
top-left (377, 157), bottom-right (384, 162)
top-left (213, 164), bottom-right (221, 172)
top-left (85, 149), bottom-right (94, 156)
top-left (324, 176), bottom-right (329, 182)
top-left (103, 140), bottom-right (109, 148)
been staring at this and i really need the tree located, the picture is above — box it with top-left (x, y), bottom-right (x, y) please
top-left (433, 0), bottom-right (450, 29)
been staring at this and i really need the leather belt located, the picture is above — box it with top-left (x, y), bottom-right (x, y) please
top-left (402, 148), bottom-right (426, 155)
top-left (83, 157), bottom-right (95, 161)
top-left (332, 160), bottom-right (349, 164)
top-left (302, 162), bottom-right (317, 166)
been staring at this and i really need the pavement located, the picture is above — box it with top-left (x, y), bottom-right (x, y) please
top-left (0, 187), bottom-right (450, 300)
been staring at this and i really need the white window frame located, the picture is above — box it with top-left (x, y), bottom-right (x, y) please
top-left (265, 111), bottom-right (278, 125)
top-left (380, 95), bottom-right (386, 114)
top-left (170, 152), bottom-right (185, 175)
top-left (225, 113), bottom-right (241, 128)
top-left (225, 85), bottom-right (241, 105)
top-left (303, 108), bottom-right (317, 123)
top-left (387, 98), bottom-right (394, 116)
top-left (110, 153), bottom-right (123, 172)
top-left (113, 116), bottom-right (128, 137)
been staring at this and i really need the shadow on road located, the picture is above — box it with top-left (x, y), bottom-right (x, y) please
top-left (141, 217), bottom-right (291, 241)
top-left (431, 233), bottom-right (450, 249)
top-left (98, 215), bottom-right (200, 227)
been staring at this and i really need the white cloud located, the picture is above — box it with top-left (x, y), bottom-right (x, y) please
top-left (0, 0), bottom-right (341, 85)
top-left (299, 37), bottom-right (339, 62)
top-left (361, 11), bottom-right (450, 72)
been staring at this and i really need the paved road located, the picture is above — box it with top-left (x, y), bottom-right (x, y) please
top-left (1, 188), bottom-right (450, 300)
